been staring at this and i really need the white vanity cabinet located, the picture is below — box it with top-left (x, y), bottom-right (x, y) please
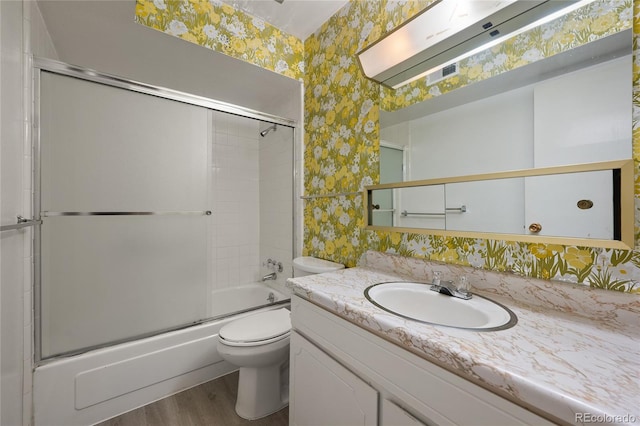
top-left (290, 295), bottom-right (554, 426)
top-left (289, 331), bottom-right (378, 425)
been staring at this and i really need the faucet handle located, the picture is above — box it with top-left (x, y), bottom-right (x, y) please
top-left (457, 276), bottom-right (471, 296)
top-left (432, 271), bottom-right (442, 285)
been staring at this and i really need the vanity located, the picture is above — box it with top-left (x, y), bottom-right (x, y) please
top-left (287, 251), bottom-right (640, 425)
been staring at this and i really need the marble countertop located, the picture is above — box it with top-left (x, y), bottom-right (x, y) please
top-left (287, 252), bottom-right (640, 426)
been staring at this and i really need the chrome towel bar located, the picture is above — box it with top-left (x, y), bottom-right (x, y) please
top-left (401, 205), bottom-right (467, 217)
top-left (401, 211), bottom-right (445, 217)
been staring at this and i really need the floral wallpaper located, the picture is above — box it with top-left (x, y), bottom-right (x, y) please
top-left (302, 0), bottom-right (437, 262)
top-left (303, 0), bottom-right (640, 293)
top-left (135, 0), bottom-right (304, 80)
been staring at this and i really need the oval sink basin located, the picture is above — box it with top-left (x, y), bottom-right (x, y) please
top-left (364, 282), bottom-right (517, 331)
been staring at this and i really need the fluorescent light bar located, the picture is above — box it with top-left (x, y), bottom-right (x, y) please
top-left (357, 0), bottom-right (593, 89)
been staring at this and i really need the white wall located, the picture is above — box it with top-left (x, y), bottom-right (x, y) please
top-left (407, 86), bottom-right (534, 180)
top-left (1, 1), bottom-right (57, 424)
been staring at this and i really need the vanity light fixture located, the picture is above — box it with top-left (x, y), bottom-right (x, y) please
top-left (357, 0), bottom-right (597, 89)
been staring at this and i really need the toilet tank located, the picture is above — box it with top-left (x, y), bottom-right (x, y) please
top-left (293, 256), bottom-right (345, 277)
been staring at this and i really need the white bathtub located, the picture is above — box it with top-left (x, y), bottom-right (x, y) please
top-left (34, 285), bottom-right (289, 426)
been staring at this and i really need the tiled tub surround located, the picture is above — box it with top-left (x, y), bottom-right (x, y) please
top-left (287, 251), bottom-right (640, 425)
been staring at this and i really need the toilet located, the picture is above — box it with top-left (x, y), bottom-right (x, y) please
top-left (293, 256), bottom-right (345, 277)
top-left (217, 256), bottom-right (344, 420)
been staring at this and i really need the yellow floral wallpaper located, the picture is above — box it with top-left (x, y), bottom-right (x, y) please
top-left (302, 0), bottom-right (435, 266)
top-left (135, 0), bottom-right (304, 80)
top-left (303, 0), bottom-right (640, 293)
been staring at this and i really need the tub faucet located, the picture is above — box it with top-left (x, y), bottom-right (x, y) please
top-left (262, 272), bottom-right (277, 281)
top-left (430, 272), bottom-right (472, 300)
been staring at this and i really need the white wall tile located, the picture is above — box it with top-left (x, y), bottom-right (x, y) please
top-left (209, 112), bottom-right (266, 293)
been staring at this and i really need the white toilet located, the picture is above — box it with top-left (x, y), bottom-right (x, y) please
top-left (293, 256), bottom-right (345, 277)
top-left (217, 256), bottom-right (344, 420)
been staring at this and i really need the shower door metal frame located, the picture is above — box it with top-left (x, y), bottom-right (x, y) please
top-left (33, 57), bottom-right (298, 363)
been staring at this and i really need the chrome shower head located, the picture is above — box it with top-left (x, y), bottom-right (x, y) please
top-left (260, 124), bottom-right (277, 137)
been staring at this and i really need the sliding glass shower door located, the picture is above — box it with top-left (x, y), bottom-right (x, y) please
top-left (38, 71), bottom-right (211, 359)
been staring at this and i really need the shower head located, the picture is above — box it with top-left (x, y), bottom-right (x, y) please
top-left (260, 124), bottom-right (277, 137)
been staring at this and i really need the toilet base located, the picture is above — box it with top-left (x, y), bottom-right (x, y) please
top-left (235, 361), bottom-right (289, 420)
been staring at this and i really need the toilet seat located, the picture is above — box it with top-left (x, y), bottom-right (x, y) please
top-left (219, 308), bottom-right (291, 347)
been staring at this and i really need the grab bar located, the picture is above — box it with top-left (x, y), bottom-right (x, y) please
top-left (42, 210), bottom-right (212, 217)
top-left (373, 209), bottom-right (395, 213)
top-left (401, 205), bottom-right (466, 217)
top-left (0, 216), bottom-right (42, 232)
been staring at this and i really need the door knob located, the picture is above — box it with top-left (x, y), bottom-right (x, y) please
top-left (371, 204), bottom-right (380, 210)
top-left (528, 223), bottom-right (542, 233)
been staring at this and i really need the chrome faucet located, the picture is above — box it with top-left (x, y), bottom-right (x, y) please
top-left (262, 272), bottom-right (277, 281)
top-left (429, 272), bottom-right (472, 300)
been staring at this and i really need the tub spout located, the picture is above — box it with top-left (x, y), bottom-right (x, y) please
top-left (262, 272), bottom-right (277, 281)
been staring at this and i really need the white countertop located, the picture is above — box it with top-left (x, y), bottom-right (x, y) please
top-left (288, 252), bottom-right (640, 426)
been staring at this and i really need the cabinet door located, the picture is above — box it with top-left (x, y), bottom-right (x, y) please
top-left (381, 399), bottom-right (428, 426)
top-left (290, 331), bottom-right (378, 426)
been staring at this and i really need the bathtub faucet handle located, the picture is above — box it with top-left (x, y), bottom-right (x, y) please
top-left (264, 259), bottom-right (283, 273)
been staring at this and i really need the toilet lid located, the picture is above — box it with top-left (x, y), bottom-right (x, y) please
top-left (219, 308), bottom-right (291, 344)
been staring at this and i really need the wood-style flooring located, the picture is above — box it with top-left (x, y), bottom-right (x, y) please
top-left (96, 371), bottom-right (289, 426)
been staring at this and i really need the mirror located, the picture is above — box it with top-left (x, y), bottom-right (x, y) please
top-left (366, 160), bottom-right (634, 249)
top-left (377, 1), bottom-right (632, 247)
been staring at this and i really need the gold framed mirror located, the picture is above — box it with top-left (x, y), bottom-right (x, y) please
top-left (365, 160), bottom-right (634, 250)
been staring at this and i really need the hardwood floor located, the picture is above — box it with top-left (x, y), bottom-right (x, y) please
top-left (96, 371), bottom-right (289, 426)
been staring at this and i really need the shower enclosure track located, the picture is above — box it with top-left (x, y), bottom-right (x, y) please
top-left (41, 210), bottom-right (212, 216)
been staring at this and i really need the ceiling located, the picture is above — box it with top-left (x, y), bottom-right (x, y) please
top-left (221, 0), bottom-right (349, 40)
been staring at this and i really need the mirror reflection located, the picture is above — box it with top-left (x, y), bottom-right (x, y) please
top-left (380, 36), bottom-right (631, 179)
top-left (367, 161), bottom-right (633, 248)
top-left (377, 5), bottom-right (632, 246)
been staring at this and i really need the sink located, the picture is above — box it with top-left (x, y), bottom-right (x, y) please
top-left (364, 282), bottom-right (517, 331)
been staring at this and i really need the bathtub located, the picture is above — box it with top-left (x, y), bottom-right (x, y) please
top-left (33, 285), bottom-right (289, 426)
